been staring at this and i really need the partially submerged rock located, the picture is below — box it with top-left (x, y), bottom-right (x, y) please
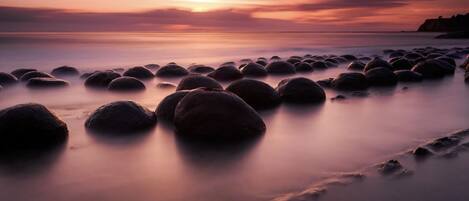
top-left (208, 65), bottom-right (243, 81)
top-left (347, 61), bottom-right (365, 71)
top-left (364, 57), bottom-right (393, 72)
top-left (188, 64), bottom-right (215, 74)
top-left (156, 64), bottom-right (189, 77)
top-left (378, 160), bottom-right (403, 175)
top-left (85, 101), bottom-right (156, 134)
top-left (266, 61), bottom-right (296, 75)
top-left (108, 76), bottom-right (146, 91)
top-left (155, 90), bottom-right (190, 121)
top-left (365, 67), bottom-right (397, 86)
top-left (311, 61), bottom-right (328, 70)
top-left (332, 73), bottom-right (369, 91)
top-left (226, 79), bottom-right (281, 110)
top-left (176, 75), bottom-right (222, 91)
top-left (11, 68), bottom-right (36, 79)
top-left (123, 66), bottom-right (154, 79)
top-left (84, 71), bottom-right (121, 88)
top-left (391, 58), bottom-right (414, 70)
top-left (0, 103), bottom-right (68, 149)
top-left (156, 82), bottom-right (177, 88)
top-left (51, 66), bottom-right (80, 77)
top-left (0, 72), bottom-right (18, 86)
top-left (20, 71), bottom-right (54, 82)
top-left (295, 62), bottom-right (314, 72)
top-left (276, 77), bottom-right (326, 104)
top-left (174, 88), bottom-right (266, 140)
top-left (395, 70), bottom-right (423, 82)
top-left (428, 136), bottom-right (460, 151)
top-left (411, 59), bottom-right (448, 79)
top-left (241, 62), bottom-right (268, 77)
top-left (317, 78), bottom-right (334, 88)
top-left (144, 64), bottom-right (160, 70)
top-left (413, 147), bottom-right (433, 158)
top-left (26, 78), bottom-right (70, 88)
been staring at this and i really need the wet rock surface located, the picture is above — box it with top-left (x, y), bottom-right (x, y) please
top-left (176, 75), bottom-right (222, 91)
top-left (276, 77), bottom-right (326, 104)
top-left (84, 71), bottom-right (121, 89)
top-left (208, 65), bottom-right (243, 81)
top-left (108, 76), bottom-right (146, 91)
top-left (332, 73), bottom-right (369, 91)
top-left (51, 66), bottom-right (80, 77)
top-left (241, 62), bottom-right (268, 77)
top-left (26, 78), bottom-right (70, 88)
top-left (226, 79), bottom-right (281, 110)
top-left (11, 68), bottom-right (37, 79)
top-left (155, 90), bottom-right (190, 121)
top-left (123, 66), bottom-right (154, 80)
top-left (266, 61), bottom-right (296, 74)
top-left (156, 64), bottom-right (189, 77)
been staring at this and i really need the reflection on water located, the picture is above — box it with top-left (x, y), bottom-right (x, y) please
top-left (1, 32), bottom-right (469, 201)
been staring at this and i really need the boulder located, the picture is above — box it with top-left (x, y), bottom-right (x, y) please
top-left (11, 68), bottom-right (36, 79)
top-left (391, 58), bottom-right (413, 70)
top-left (286, 58), bottom-right (302, 65)
top-left (395, 70), bottom-right (423, 82)
top-left (208, 65), bottom-right (243, 81)
top-left (295, 62), bottom-right (314, 72)
top-left (108, 76), bottom-right (146, 91)
top-left (51, 66), bottom-right (80, 77)
top-left (311, 61), bottom-right (328, 69)
top-left (188, 65), bottom-right (215, 74)
top-left (0, 72), bottom-right (18, 86)
top-left (266, 61), bottom-right (296, 74)
top-left (256, 59), bottom-right (268, 66)
top-left (341, 55), bottom-right (357, 61)
top-left (174, 88), bottom-right (266, 140)
top-left (347, 61), bottom-right (365, 71)
top-left (331, 73), bottom-right (369, 91)
top-left (20, 71), bottom-right (53, 82)
top-left (176, 75), bottom-right (222, 91)
top-left (155, 90), bottom-right (190, 121)
top-left (364, 57), bottom-right (393, 72)
top-left (144, 64), bottom-right (160, 70)
top-left (411, 59), bottom-right (447, 79)
top-left (276, 77), bottom-right (326, 103)
top-left (156, 64), bottom-right (189, 77)
top-left (241, 62), bottom-right (268, 77)
top-left (0, 103), bottom-right (68, 149)
top-left (226, 79), bottom-right (281, 110)
top-left (365, 67), bottom-right (398, 86)
top-left (123, 66), bottom-right (154, 79)
top-left (156, 82), bottom-right (177, 88)
top-left (85, 101), bottom-right (156, 134)
top-left (317, 78), bottom-right (334, 88)
top-left (26, 78), bottom-right (70, 88)
top-left (84, 71), bottom-right (121, 88)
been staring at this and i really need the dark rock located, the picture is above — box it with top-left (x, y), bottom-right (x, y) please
top-left (294, 62), bottom-right (314, 72)
top-left (347, 61), bottom-right (365, 71)
top-left (270, 56), bottom-right (281, 61)
top-left (411, 59), bottom-right (447, 79)
top-left (276, 77), bottom-right (326, 104)
top-left (156, 82), bottom-right (176, 88)
top-left (26, 78), bottom-right (70, 88)
top-left (365, 67), bottom-right (397, 86)
top-left (311, 61), bottom-right (328, 69)
top-left (378, 160), bottom-right (403, 175)
top-left (331, 95), bottom-right (346, 101)
top-left (389, 51), bottom-right (404, 58)
top-left (11, 68), bottom-right (36, 79)
top-left (428, 136), bottom-right (460, 151)
top-left (176, 75), bottom-right (222, 91)
top-left (0, 103), bottom-right (68, 149)
top-left (188, 65), bottom-right (215, 74)
top-left (265, 61), bottom-right (296, 75)
top-left (85, 101), bottom-right (156, 134)
top-left (391, 58), bottom-right (413, 70)
top-left (20, 71), bottom-right (54, 82)
top-left (404, 52), bottom-right (424, 60)
top-left (241, 62), bottom-right (268, 77)
top-left (286, 58), bottom-right (301, 65)
top-left (174, 88), bottom-right (266, 140)
top-left (123, 66), bottom-right (154, 79)
top-left (108, 76), bottom-right (146, 91)
top-left (341, 55), bottom-right (357, 61)
top-left (317, 78), bottom-right (334, 88)
top-left (51, 66), bottom-right (80, 77)
top-left (256, 60), bottom-right (268, 66)
top-left (84, 71), bottom-right (121, 88)
top-left (155, 90), bottom-right (190, 121)
top-left (364, 57), bottom-right (393, 72)
top-left (226, 79), bottom-right (281, 110)
top-left (156, 64), bottom-right (189, 77)
top-left (144, 64), bottom-right (160, 69)
top-left (413, 147), bottom-right (433, 158)
top-left (80, 72), bottom-right (95, 79)
top-left (332, 73), bottom-right (369, 91)
top-left (208, 65), bottom-right (243, 81)
top-left (0, 72), bottom-right (18, 86)
top-left (436, 56), bottom-right (456, 67)
top-left (395, 70), bottom-right (423, 82)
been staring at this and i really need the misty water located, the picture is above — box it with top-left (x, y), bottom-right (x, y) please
top-left (0, 32), bottom-right (469, 201)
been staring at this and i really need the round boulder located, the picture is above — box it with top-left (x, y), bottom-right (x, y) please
top-left (0, 103), bottom-right (68, 149)
top-left (241, 62), bottom-right (268, 77)
top-left (276, 77), bottom-right (326, 103)
top-left (365, 67), bottom-right (397, 86)
top-left (411, 59), bottom-right (447, 79)
top-left (391, 58), bottom-right (413, 70)
top-left (226, 79), bottom-right (281, 110)
top-left (144, 64), bottom-right (160, 70)
top-left (155, 90), bottom-right (190, 121)
top-left (0, 72), bottom-right (18, 86)
top-left (51, 66), bottom-right (80, 77)
top-left (108, 76), bottom-right (146, 91)
top-left (266, 61), bottom-right (296, 75)
top-left (188, 65), bottom-right (215, 74)
top-left (176, 75), bottom-right (222, 91)
top-left (156, 64), bottom-right (189, 77)
top-left (347, 61), bottom-right (365, 71)
top-left (395, 70), bottom-right (423, 82)
top-left (311, 61), bottom-right (328, 69)
top-left (332, 73), bottom-right (369, 91)
top-left (85, 101), bottom-right (156, 134)
top-left (26, 78), bottom-right (70, 88)
top-left (84, 71), bottom-right (121, 88)
top-left (364, 57), bottom-right (393, 72)
top-left (11, 68), bottom-right (36, 79)
top-left (123, 66), bottom-right (154, 79)
top-left (20, 71), bottom-right (54, 82)
top-left (208, 65), bottom-right (243, 81)
top-left (174, 88), bottom-right (266, 140)
top-left (295, 62), bottom-right (314, 72)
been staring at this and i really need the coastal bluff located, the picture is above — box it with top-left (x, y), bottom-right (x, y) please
top-left (417, 13), bottom-right (469, 32)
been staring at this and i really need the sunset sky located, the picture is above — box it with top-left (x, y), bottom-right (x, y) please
top-left (1, 0), bottom-right (468, 32)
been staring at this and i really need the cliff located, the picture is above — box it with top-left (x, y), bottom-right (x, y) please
top-left (418, 13), bottom-right (469, 32)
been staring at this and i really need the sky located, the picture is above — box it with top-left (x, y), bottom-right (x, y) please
top-left (0, 0), bottom-right (468, 32)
